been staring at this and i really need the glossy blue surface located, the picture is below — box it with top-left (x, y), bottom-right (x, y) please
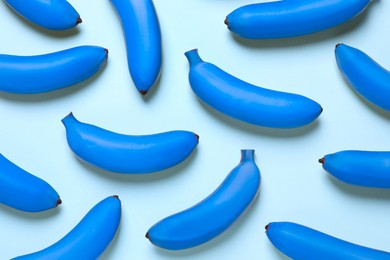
top-left (0, 153), bottom-right (60, 213)
top-left (320, 150), bottom-right (390, 188)
top-left (13, 196), bottom-right (121, 259)
top-left (336, 44), bottom-right (390, 111)
top-left (4, 0), bottom-right (80, 30)
top-left (62, 113), bottom-right (199, 174)
top-left (111, 0), bottom-right (162, 95)
top-left (185, 49), bottom-right (322, 128)
top-left (226, 0), bottom-right (370, 39)
top-left (146, 150), bottom-right (260, 250)
top-left (266, 222), bottom-right (390, 259)
top-left (0, 46), bottom-right (108, 94)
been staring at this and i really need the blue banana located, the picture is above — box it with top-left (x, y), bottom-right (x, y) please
top-left (146, 149), bottom-right (260, 250)
top-left (336, 44), bottom-right (390, 111)
top-left (319, 150), bottom-right (390, 188)
top-left (185, 49), bottom-right (322, 128)
top-left (0, 153), bottom-right (61, 213)
top-left (0, 46), bottom-right (108, 94)
top-left (110, 0), bottom-right (162, 95)
top-left (62, 113), bottom-right (199, 174)
top-left (225, 0), bottom-right (370, 39)
top-left (12, 196), bottom-right (121, 259)
top-left (266, 221), bottom-right (390, 259)
top-left (4, 0), bottom-right (81, 30)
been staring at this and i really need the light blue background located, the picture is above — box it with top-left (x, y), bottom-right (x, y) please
top-left (0, 0), bottom-right (389, 259)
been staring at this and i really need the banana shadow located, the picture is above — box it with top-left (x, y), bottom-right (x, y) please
top-left (0, 60), bottom-right (109, 103)
top-left (100, 222), bottom-right (122, 260)
top-left (0, 203), bottom-right (61, 219)
top-left (325, 172), bottom-right (390, 201)
top-left (1, 1), bottom-right (80, 38)
top-left (270, 247), bottom-right (291, 260)
top-left (229, 1), bottom-right (378, 49)
top-left (151, 187), bottom-right (264, 257)
top-left (195, 98), bottom-right (321, 138)
top-left (72, 147), bottom-right (200, 183)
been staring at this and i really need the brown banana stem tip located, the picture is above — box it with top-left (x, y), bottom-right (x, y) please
top-left (224, 18), bottom-right (228, 26)
top-left (103, 49), bottom-right (109, 63)
top-left (113, 195), bottom-right (119, 199)
top-left (318, 158), bottom-right (325, 164)
top-left (76, 17), bottom-right (82, 25)
top-left (56, 197), bottom-right (62, 206)
top-left (145, 233), bottom-right (150, 239)
top-left (265, 224), bottom-right (269, 231)
top-left (195, 134), bottom-right (199, 141)
top-left (140, 90), bottom-right (148, 96)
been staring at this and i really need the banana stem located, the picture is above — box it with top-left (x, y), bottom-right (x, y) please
top-left (185, 49), bottom-right (203, 66)
top-left (241, 149), bottom-right (255, 161)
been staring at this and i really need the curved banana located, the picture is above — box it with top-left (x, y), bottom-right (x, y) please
top-left (319, 150), bottom-right (390, 188)
top-left (266, 222), bottom-right (390, 259)
top-left (110, 0), bottom-right (162, 95)
top-left (146, 149), bottom-right (260, 250)
top-left (12, 196), bottom-right (121, 259)
top-left (335, 44), bottom-right (390, 111)
top-left (0, 153), bottom-right (61, 213)
top-left (62, 113), bottom-right (199, 174)
top-left (185, 49), bottom-right (322, 128)
top-left (225, 0), bottom-right (370, 39)
top-left (0, 46), bottom-right (108, 94)
top-left (4, 0), bottom-right (81, 30)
